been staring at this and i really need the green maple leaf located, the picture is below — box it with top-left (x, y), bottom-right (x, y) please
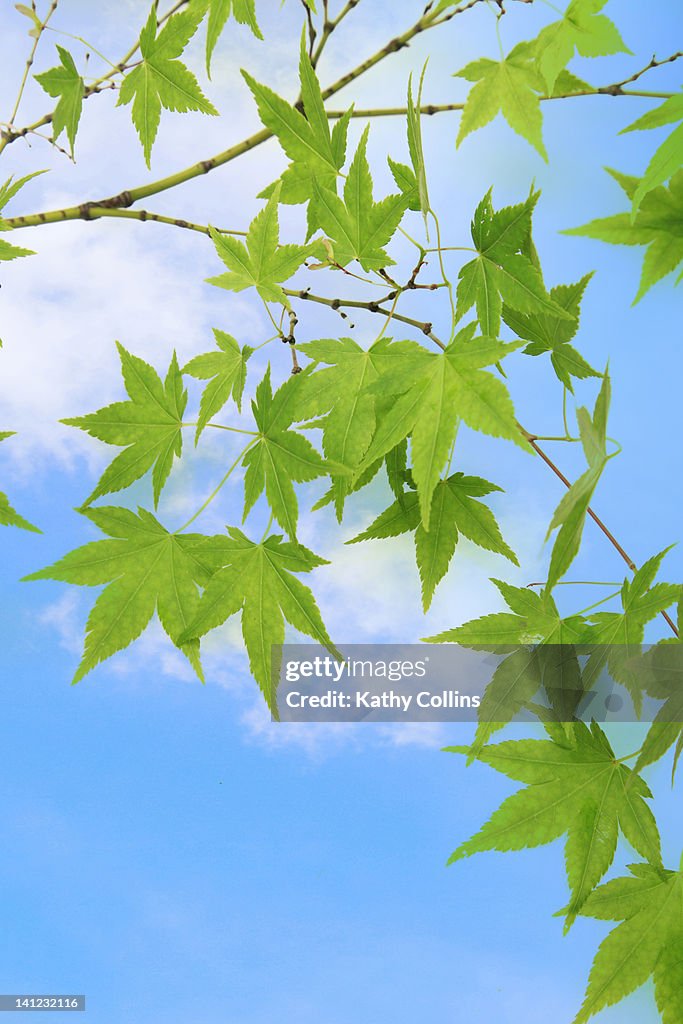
top-left (535, 0), bottom-right (630, 93)
top-left (24, 506), bottom-right (229, 682)
top-left (183, 329), bottom-right (252, 441)
top-left (34, 46), bottom-right (84, 155)
top-left (387, 157), bottom-right (420, 212)
top-left (207, 187), bottom-right (311, 306)
top-left (178, 528), bottom-right (339, 711)
top-left (576, 548), bottom-right (681, 714)
top-left (349, 473), bottom-right (517, 611)
top-left (200, 0), bottom-right (263, 73)
top-left (0, 432), bottom-right (40, 532)
top-left (425, 576), bottom-right (586, 646)
top-left (407, 63), bottom-right (431, 226)
top-left (455, 42), bottom-right (548, 159)
top-left (546, 371), bottom-right (611, 590)
top-left (446, 722), bottom-right (662, 931)
top-left (457, 189), bottom-right (573, 336)
top-left (502, 273), bottom-right (600, 391)
top-left (565, 168), bottom-right (683, 301)
top-left (243, 36), bottom-right (352, 216)
top-left (621, 89), bottom-right (683, 211)
top-left (117, 4), bottom-right (217, 167)
top-left (573, 862), bottom-right (683, 1024)
top-left (63, 343), bottom-right (187, 509)
top-left (312, 126), bottom-right (408, 272)
top-left (634, 638), bottom-right (683, 778)
top-left (295, 336), bottom-right (385, 520)
top-left (354, 328), bottom-right (529, 529)
top-left (242, 367), bottom-right (328, 538)
top-left (426, 583), bottom-right (588, 746)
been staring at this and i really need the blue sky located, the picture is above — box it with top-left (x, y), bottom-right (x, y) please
top-left (1, 1), bottom-right (682, 1021)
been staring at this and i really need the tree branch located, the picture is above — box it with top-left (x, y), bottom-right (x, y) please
top-left (311, 0), bottom-right (361, 68)
top-left (3, 205), bottom-right (246, 235)
top-left (286, 284), bottom-right (680, 637)
top-left (322, 86), bottom-right (677, 120)
top-left (0, 0), bottom-right (190, 154)
top-left (1, 1), bottom-right (506, 227)
top-left (284, 287), bottom-right (443, 347)
top-left (605, 50), bottom-right (683, 94)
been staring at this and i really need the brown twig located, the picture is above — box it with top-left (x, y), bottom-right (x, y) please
top-left (600, 50), bottom-right (683, 95)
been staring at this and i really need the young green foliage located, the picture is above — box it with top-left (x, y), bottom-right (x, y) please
top-left (243, 36), bottom-right (352, 218)
top-left (348, 472), bottom-right (517, 611)
top-left (207, 188), bottom-right (312, 306)
top-left (406, 63), bottom-right (430, 226)
top-left (621, 89), bottom-right (683, 211)
top-left (576, 549), bottom-right (681, 714)
top-left (457, 189), bottom-right (573, 336)
top-left (34, 46), bottom-right (84, 156)
top-left (424, 577), bottom-right (586, 646)
top-left (387, 157), bottom-right (421, 212)
top-left (446, 722), bottom-right (662, 931)
top-left (534, 0), bottom-right (630, 93)
top-left (117, 4), bottom-right (217, 167)
top-left (23, 506), bottom-right (230, 682)
top-left (312, 126), bottom-right (408, 272)
top-left (14, 3), bottom-right (42, 36)
top-left (456, 42), bottom-right (548, 159)
top-left (178, 528), bottom-right (339, 712)
top-left (200, 0), bottom-right (263, 73)
top-left (545, 371), bottom-right (611, 590)
top-left (353, 327), bottom-right (529, 531)
top-left (502, 273), bottom-right (600, 391)
top-left (243, 367), bottom-right (328, 539)
top-left (295, 336), bottom-right (385, 520)
top-left (634, 637), bottom-right (683, 777)
top-left (565, 168), bottom-right (683, 301)
top-left (63, 344), bottom-right (187, 509)
top-left (183, 329), bottom-right (252, 441)
top-left (573, 862), bottom-right (683, 1024)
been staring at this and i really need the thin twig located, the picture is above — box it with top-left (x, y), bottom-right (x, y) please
top-left (522, 432), bottom-right (679, 637)
top-left (0, 0), bottom-right (190, 153)
top-left (603, 50), bottom-right (683, 95)
top-left (2, 0), bottom-right (59, 152)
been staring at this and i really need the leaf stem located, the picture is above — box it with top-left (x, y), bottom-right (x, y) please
top-left (260, 511), bottom-right (275, 542)
top-left (182, 422), bottom-right (258, 436)
top-left (176, 441), bottom-right (255, 532)
top-left (616, 745), bottom-right (645, 764)
top-left (526, 580), bottom-right (622, 588)
top-left (45, 26), bottom-right (119, 70)
top-left (398, 224), bottom-right (426, 252)
top-left (430, 209), bottom-right (457, 337)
